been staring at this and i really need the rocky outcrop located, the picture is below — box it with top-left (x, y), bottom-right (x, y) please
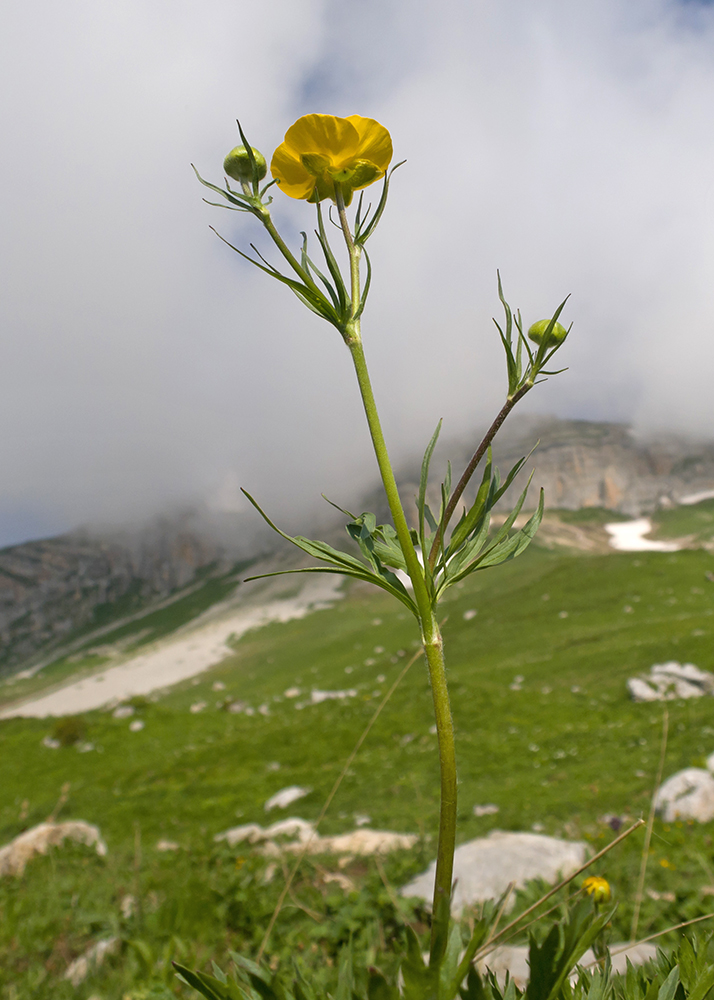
top-left (0, 515), bottom-right (228, 673)
top-left (393, 417), bottom-right (714, 518)
top-left (476, 417), bottom-right (714, 515)
top-left (0, 820), bottom-right (107, 877)
top-left (4, 417), bottom-right (714, 675)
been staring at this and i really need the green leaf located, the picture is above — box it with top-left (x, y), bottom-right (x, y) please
top-left (368, 969), bottom-right (399, 1000)
top-left (688, 965), bottom-right (714, 1000)
top-left (299, 232), bottom-right (342, 312)
top-left (492, 451), bottom-right (534, 506)
top-left (451, 918), bottom-right (493, 996)
top-left (173, 962), bottom-right (236, 1000)
top-left (293, 979), bottom-right (315, 1000)
top-left (316, 203), bottom-right (349, 314)
top-left (657, 967), bottom-right (680, 1000)
top-left (402, 926), bottom-right (438, 1000)
top-left (424, 503), bottom-right (439, 535)
top-left (524, 924), bottom-right (561, 1000)
top-left (439, 923), bottom-right (464, 999)
top-left (473, 490), bottom-right (544, 571)
top-left (354, 161), bottom-right (405, 245)
top-left (678, 937), bottom-right (697, 993)
top-left (229, 953), bottom-right (271, 988)
top-left (209, 229), bottom-right (341, 328)
top-left (354, 246), bottom-right (373, 320)
top-left (417, 419), bottom-right (442, 553)
top-left (460, 968), bottom-right (492, 1000)
top-left (247, 973), bottom-right (282, 1000)
top-left (335, 946), bottom-right (355, 1000)
top-left (241, 491), bottom-right (418, 615)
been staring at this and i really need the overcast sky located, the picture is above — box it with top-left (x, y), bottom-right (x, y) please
top-left (1, 0), bottom-right (714, 547)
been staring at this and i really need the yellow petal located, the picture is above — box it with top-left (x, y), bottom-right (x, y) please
top-left (270, 143), bottom-right (315, 200)
top-left (346, 115), bottom-right (393, 173)
top-left (283, 114), bottom-right (359, 167)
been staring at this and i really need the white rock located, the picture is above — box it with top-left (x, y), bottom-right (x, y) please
top-left (112, 705), bottom-right (135, 719)
top-left (0, 821), bottom-right (107, 878)
top-left (128, 719), bottom-right (144, 732)
top-left (212, 682), bottom-right (226, 691)
top-left (189, 701), bottom-right (207, 714)
top-left (628, 662), bottom-right (714, 702)
top-left (284, 687), bottom-right (301, 698)
top-left (64, 937), bottom-right (119, 987)
top-left (401, 830), bottom-right (587, 915)
top-left (627, 678), bottom-right (663, 702)
top-left (655, 768), bottom-right (714, 822)
top-left (42, 735), bottom-right (60, 749)
top-left (296, 828), bottom-right (416, 857)
top-left (215, 817), bottom-right (315, 847)
top-left (265, 785), bottom-right (311, 811)
top-left (214, 818), bottom-right (416, 857)
top-left (309, 688), bottom-right (357, 704)
top-left (156, 839), bottom-right (180, 851)
top-left (473, 804), bottom-right (500, 817)
top-left (479, 941), bottom-right (657, 988)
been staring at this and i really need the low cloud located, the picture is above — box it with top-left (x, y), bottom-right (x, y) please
top-left (1, 0), bottom-right (713, 545)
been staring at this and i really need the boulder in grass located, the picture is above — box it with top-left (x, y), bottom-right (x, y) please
top-left (479, 941), bottom-right (657, 988)
top-left (628, 662), bottom-right (714, 702)
top-left (264, 785), bottom-right (312, 811)
top-left (64, 937), bottom-right (119, 987)
top-left (655, 768), bottom-right (714, 823)
top-left (401, 830), bottom-right (587, 915)
top-left (214, 818), bottom-right (416, 857)
top-left (0, 821), bottom-right (107, 877)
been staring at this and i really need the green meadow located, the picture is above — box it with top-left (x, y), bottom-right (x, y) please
top-left (2, 520), bottom-right (714, 998)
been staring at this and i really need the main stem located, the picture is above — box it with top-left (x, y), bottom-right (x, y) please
top-left (335, 186), bottom-right (456, 963)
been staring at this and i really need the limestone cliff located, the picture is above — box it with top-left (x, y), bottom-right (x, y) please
top-left (0, 516), bottom-right (228, 673)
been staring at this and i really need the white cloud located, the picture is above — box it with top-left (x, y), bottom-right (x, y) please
top-left (1, 0), bottom-right (714, 544)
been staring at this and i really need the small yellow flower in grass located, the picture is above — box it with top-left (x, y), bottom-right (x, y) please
top-left (583, 875), bottom-right (611, 902)
top-left (270, 113), bottom-right (393, 205)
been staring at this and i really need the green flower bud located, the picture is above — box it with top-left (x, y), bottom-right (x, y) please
top-left (223, 145), bottom-right (267, 183)
top-left (528, 319), bottom-right (568, 347)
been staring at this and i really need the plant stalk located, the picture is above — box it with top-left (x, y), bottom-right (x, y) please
top-left (334, 185), bottom-right (457, 961)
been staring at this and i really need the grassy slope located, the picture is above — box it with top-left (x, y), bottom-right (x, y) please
top-left (651, 499), bottom-right (714, 543)
top-left (0, 562), bottom-right (252, 708)
top-left (2, 543), bottom-right (714, 995)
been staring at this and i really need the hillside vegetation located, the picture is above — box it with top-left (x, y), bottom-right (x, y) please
top-left (2, 541), bottom-right (714, 997)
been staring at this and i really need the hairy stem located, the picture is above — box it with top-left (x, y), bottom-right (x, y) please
top-left (334, 186), bottom-right (457, 960)
top-left (423, 620), bottom-right (457, 964)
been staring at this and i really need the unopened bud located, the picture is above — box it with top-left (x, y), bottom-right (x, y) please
top-left (224, 145), bottom-right (267, 183)
top-left (528, 319), bottom-right (567, 347)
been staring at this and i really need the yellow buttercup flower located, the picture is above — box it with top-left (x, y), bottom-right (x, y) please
top-left (583, 876), bottom-right (611, 903)
top-left (270, 113), bottom-right (393, 205)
